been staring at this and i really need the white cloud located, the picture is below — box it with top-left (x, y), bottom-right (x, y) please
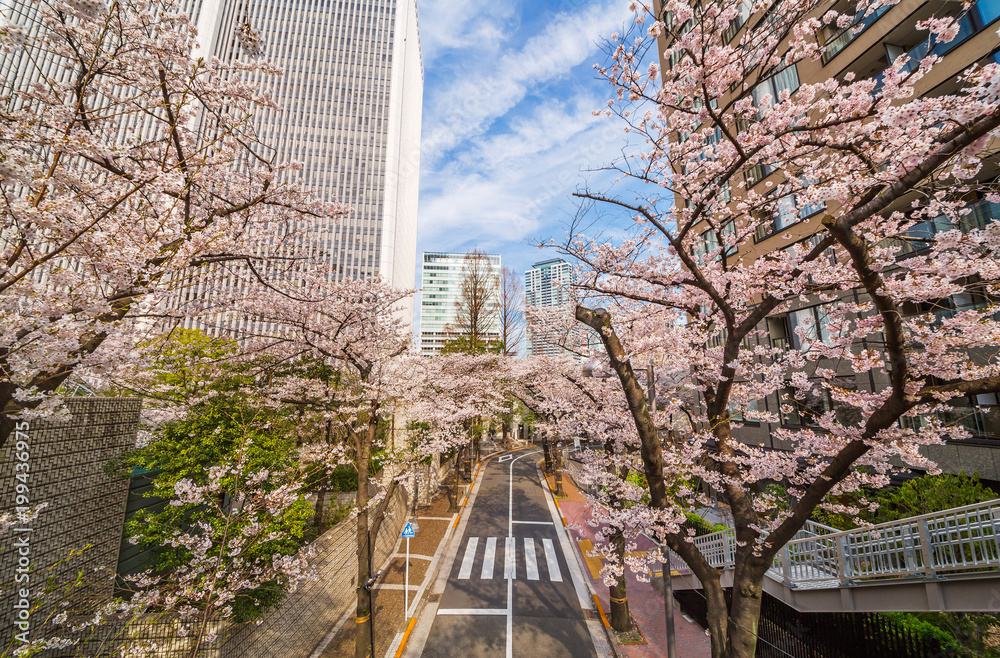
top-left (421, 0), bottom-right (628, 167)
top-left (418, 0), bottom-right (518, 62)
top-left (419, 93), bottom-right (629, 248)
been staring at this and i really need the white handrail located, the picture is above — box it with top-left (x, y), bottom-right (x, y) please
top-left (670, 499), bottom-right (1000, 589)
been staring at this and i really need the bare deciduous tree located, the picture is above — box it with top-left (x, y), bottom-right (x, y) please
top-left (498, 266), bottom-right (524, 356)
top-left (444, 249), bottom-right (500, 354)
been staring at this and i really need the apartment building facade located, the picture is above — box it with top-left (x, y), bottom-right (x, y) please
top-left (663, 0), bottom-right (1000, 480)
top-left (524, 258), bottom-right (596, 357)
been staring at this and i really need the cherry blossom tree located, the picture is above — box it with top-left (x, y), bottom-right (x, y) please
top-left (238, 275), bottom-right (415, 658)
top-left (407, 352), bottom-right (511, 508)
top-left (113, 417), bottom-right (314, 658)
top-left (0, 0), bottom-right (345, 447)
top-left (561, 1), bottom-right (1000, 655)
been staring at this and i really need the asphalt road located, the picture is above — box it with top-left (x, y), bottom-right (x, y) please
top-left (421, 448), bottom-right (598, 658)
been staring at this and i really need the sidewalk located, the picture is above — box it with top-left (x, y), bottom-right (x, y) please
top-left (317, 491), bottom-right (459, 658)
top-left (550, 472), bottom-right (711, 658)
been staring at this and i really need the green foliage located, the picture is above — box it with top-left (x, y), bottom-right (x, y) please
top-left (112, 330), bottom-right (252, 403)
top-left (809, 472), bottom-right (997, 530)
top-left (625, 471), bottom-right (652, 507)
top-left (111, 330), bottom-right (313, 622)
top-left (684, 513), bottom-right (727, 536)
top-left (873, 472), bottom-right (996, 524)
top-left (439, 335), bottom-right (502, 355)
top-left (885, 612), bottom-right (1000, 657)
top-left (328, 465), bottom-right (359, 493)
top-left (120, 401), bottom-right (312, 622)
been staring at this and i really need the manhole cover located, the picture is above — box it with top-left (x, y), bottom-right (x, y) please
top-left (427, 594), bottom-right (440, 603)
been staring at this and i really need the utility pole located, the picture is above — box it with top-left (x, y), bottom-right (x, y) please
top-left (649, 357), bottom-right (677, 658)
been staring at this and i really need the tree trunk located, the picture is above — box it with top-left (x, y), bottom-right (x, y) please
top-left (553, 441), bottom-right (564, 496)
top-left (541, 433), bottom-right (552, 473)
top-left (473, 423), bottom-right (481, 464)
top-left (449, 454), bottom-right (460, 513)
top-left (727, 573), bottom-right (764, 658)
top-left (609, 529), bottom-right (631, 632)
top-left (704, 577), bottom-right (729, 658)
top-left (502, 420), bottom-right (509, 449)
top-left (355, 421), bottom-right (376, 658)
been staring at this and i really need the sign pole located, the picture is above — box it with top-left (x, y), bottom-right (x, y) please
top-left (405, 535), bottom-right (410, 618)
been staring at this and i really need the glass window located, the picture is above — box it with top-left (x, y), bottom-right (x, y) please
top-left (788, 304), bottom-right (839, 350)
top-left (724, 0), bottom-right (752, 42)
top-left (752, 65), bottom-right (800, 108)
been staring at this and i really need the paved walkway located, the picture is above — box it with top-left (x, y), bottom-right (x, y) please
top-left (551, 472), bottom-right (711, 658)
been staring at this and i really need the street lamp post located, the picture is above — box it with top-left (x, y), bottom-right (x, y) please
top-left (648, 358), bottom-right (677, 658)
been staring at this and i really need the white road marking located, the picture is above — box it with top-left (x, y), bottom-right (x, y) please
top-left (504, 536), bottom-right (516, 579)
top-left (458, 537), bottom-right (478, 580)
top-left (436, 608), bottom-right (507, 616)
top-left (537, 465), bottom-right (593, 611)
top-left (391, 553), bottom-right (434, 561)
top-left (524, 538), bottom-right (539, 580)
top-left (506, 577), bottom-right (513, 658)
top-left (482, 537), bottom-right (497, 580)
top-left (506, 450), bottom-right (539, 658)
top-left (542, 538), bottom-right (563, 583)
top-left (512, 520), bottom-right (553, 525)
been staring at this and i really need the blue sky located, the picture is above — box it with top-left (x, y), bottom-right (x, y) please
top-left (415, 0), bottom-right (638, 289)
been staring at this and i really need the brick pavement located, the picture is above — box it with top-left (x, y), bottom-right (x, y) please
top-left (549, 471), bottom-right (711, 658)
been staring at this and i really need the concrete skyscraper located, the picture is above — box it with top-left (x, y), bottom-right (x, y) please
top-left (524, 258), bottom-right (582, 357)
top-left (1, 0), bottom-right (422, 327)
top-left (199, 0), bottom-right (423, 324)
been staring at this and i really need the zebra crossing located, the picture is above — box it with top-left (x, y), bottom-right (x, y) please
top-left (457, 536), bottom-right (563, 582)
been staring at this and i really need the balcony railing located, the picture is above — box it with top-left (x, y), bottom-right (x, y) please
top-left (670, 499), bottom-right (1000, 588)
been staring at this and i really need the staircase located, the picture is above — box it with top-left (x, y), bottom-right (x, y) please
top-left (668, 499), bottom-right (1000, 613)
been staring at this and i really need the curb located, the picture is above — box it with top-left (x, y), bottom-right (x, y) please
top-left (542, 465), bottom-right (628, 658)
top-left (536, 463), bottom-right (618, 658)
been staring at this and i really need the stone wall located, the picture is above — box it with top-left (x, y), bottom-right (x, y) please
top-left (0, 398), bottom-right (140, 654)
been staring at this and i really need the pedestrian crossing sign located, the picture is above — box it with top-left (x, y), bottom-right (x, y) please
top-left (401, 522), bottom-right (416, 538)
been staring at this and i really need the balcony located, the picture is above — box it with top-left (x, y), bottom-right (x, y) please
top-left (896, 197), bottom-right (1000, 257)
top-left (873, 0), bottom-right (1000, 90)
top-left (822, 3), bottom-right (891, 65)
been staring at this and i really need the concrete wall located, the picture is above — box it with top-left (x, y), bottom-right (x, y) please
top-left (0, 397), bottom-right (140, 654)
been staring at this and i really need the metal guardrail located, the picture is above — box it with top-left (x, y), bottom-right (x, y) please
top-left (672, 499), bottom-right (1000, 589)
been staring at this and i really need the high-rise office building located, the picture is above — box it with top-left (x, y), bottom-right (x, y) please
top-left (1, 0), bottom-right (422, 327)
top-left (525, 258), bottom-right (573, 356)
top-left (205, 0), bottom-right (423, 326)
top-left (419, 251), bottom-right (501, 356)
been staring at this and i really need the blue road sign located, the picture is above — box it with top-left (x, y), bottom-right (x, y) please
top-left (401, 522), bottom-right (415, 538)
